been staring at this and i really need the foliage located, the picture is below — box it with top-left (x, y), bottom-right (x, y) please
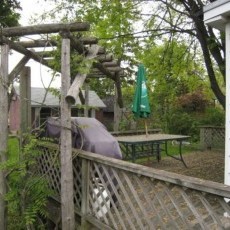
top-left (28, 0), bottom-right (226, 137)
top-left (0, 0), bottom-right (21, 27)
top-left (40, 0), bottom-right (142, 99)
top-left (2, 136), bottom-right (53, 229)
top-left (167, 110), bottom-right (200, 141)
top-left (175, 90), bottom-right (208, 113)
top-left (140, 0), bottom-right (226, 108)
top-left (201, 107), bottom-right (225, 126)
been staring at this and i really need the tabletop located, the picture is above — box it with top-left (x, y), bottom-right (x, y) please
top-left (116, 134), bottom-right (190, 143)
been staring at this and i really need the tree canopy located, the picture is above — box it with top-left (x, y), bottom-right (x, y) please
top-left (41, 0), bottom-right (225, 110)
top-left (0, 0), bottom-right (21, 27)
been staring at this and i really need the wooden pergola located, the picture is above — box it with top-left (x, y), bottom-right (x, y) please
top-left (0, 21), bottom-right (125, 229)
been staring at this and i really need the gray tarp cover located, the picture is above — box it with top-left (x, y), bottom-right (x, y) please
top-left (46, 117), bottom-right (122, 159)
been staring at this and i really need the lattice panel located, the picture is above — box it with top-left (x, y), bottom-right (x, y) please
top-left (87, 161), bottom-right (230, 229)
top-left (37, 146), bottom-right (83, 210)
top-left (202, 127), bottom-right (225, 149)
top-left (37, 146), bottom-right (61, 195)
top-left (72, 157), bottom-right (82, 210)
top-left (211, 129), bottom-right (225, 148)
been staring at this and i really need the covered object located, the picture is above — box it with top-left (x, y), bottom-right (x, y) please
top-left (45, 117), bottom-right (122, 160)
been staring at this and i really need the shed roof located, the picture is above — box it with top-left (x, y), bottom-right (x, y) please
top-left (15, 86), bottom-right (106, 108)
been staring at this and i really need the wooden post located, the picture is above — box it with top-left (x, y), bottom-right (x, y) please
top-left (84, 82), bottom-right (89, 117)
top-left (80, 159), bottom-right (91, 229)
top-left (113, 83), bottom-right (122, 131)
top-left (60, 36), bottom-right (75, 229)
top-left (65, 45), bottom-right (99, 105)
top-left (0, 44), bottom-right (9, 230)
top-left (225, 22), bottom-right (230, 186)
top-left (20, 67), bottom-right (31, 145)
top-left (8, 55), bottom-right (30, 83)
top-left (91, 109), bottom-right (96, 118)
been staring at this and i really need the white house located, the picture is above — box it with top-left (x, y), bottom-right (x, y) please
top-left (204, 0), bottom-right (230, 186)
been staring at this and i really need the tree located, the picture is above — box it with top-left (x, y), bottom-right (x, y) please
top-left (0, 0), bottom-right (21, 27)
top-left (45, 0), bottom-right (225, 110)
top-left (0, 1), bottom-right (21, 229)
top-left (137, 39), bottom-right (209, 115)
top-left (140, 0), bottom-right (225, 108)
top-left (39, 0), bottom-right (141, 96)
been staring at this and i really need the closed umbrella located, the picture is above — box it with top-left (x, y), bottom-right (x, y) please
top-left (132, 64), bottom-right (151, 136)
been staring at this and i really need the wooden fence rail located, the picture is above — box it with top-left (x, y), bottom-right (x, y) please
top-left (36, 142), bottom-right (230, 229)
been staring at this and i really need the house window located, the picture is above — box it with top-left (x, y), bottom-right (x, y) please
top-left (40, 108), bottom-right (52, 126)
top-left (71, 108), bottom-right (85, 117)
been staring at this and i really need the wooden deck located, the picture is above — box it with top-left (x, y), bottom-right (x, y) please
top-left (36, 142), bottom-right (230, 229)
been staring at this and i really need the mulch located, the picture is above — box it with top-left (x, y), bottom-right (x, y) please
top-left (141, 150), bottom-right (225, 183)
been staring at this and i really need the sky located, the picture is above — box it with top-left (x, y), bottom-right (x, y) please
top-left (9, 0), bottom-right (61, 88)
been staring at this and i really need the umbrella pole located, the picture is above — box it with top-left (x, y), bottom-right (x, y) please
top-left (145, 119), bottom-right (148, 137)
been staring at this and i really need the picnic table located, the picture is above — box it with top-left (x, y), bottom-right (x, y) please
top-left (116, 134), bottom-right (190, 167)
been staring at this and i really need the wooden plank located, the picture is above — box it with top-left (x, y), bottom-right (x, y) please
top-left (84, 83), bottom-right (89, 117)
top-left (114, 72), bottom-right (124, 109)
top-left (0, 44), bottom-right (9, 230)
top-left (15, 37), bottom-right (97, 48)
top-left (93, 62), bottom-right (115, 80)
top-left (2, 36), bottom-right (50, 68)
top-left (20, 67), bottom-right (31, 138)
top-left (102, 61), bottom-right (118, 67)
top-left (69, 148), bottom-right (230, 199)
top-left (60, 37), bottom-right (75, 229)
top-left (16, 40), bottom-right (58, 48)
top-left (67, 33), bottom-right (103, 55)
top-left (91, 66), bottom-right (123, 72)
top-left (96, 54), bottom-right (113, 62)
top-left (2, 22), bottom-right (90, 37)
top-left (95, 166), bottom-right (136, 229)
top-left (80, 159), bottom-right (91, 229)
top-left (65, 45), bottom-right (100, 105)
top-left (9, 55), bottom-right (30, 82)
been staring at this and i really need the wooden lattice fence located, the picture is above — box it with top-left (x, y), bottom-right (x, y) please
top-left (200, 126), bottom-right (225, 150)
top-left (36, 142), bottom-right (230, 229)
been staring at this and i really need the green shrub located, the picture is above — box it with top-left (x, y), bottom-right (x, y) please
top-left (3, 135), bottom-right (53, 229)
top-left (167, 111), bottom-right (200, 141)
top-left (201, 107), bottom-right (225, 126)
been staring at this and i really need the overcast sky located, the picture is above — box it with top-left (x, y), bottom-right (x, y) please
top-left (9, 0), bottom-right (61, 88)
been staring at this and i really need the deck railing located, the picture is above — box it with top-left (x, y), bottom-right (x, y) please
top-left (36, 142), bottom-right (230, 229)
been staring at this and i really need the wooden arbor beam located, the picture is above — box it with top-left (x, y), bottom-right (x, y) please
top-left (92, 62), bottom-right (115, 80)
top-left (15, 37), bottom-right (98, 48)
top-left (2, 22), bottom-right (90, 37)
top-left (2, 36), bottom-right (50, 67)
top-left (8, 55), bottom-right (30, 83)
top-left (66, 45), bottom-right (100, 105)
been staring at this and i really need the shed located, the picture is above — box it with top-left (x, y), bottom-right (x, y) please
top-left (9, 86), bottom-right (106, 132)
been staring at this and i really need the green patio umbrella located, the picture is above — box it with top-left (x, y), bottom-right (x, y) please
top-left (132, 64), bottom-right (151, 136)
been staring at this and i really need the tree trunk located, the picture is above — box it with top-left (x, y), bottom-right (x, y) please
top-left (182, 0), bottom-right (226, 108)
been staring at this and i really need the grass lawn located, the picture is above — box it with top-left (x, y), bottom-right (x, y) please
top-left (8, 136), bottom-right (20, 160)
